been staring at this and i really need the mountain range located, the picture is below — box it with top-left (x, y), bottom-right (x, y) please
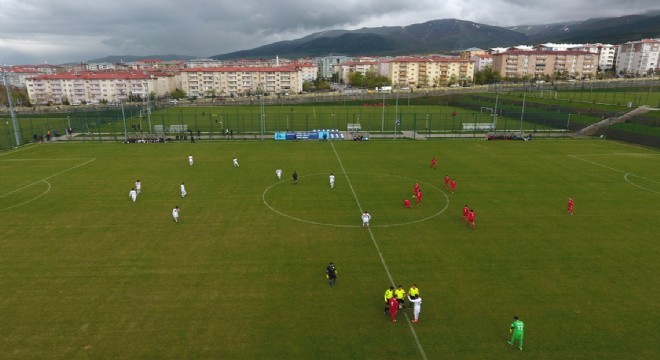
top-left (86, 11), bottom-right (660, 63)
top-left (210, 12), bottom-right (660, 60)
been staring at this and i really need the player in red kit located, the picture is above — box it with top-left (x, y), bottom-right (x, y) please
top-left (403, 199), bottom-right (412, 208)
top-left (388, 296), bottom-right (399, 322)
top-left (431, 157), bottom-right (437, 169)
top-left (444, 175), bottom-right (451, 189)
top-left (467, 209), bottom-right (476, 230)
top-left (463, 204), bottom-right (470, 223)
top-left (413, 182), bottom-right (420, 195)
top-left (415, 191), bottom-right (423, 205)
top-left (567, 197), bottom-right (574, 215)
top-left (450, 179), bottom-right (457, 194)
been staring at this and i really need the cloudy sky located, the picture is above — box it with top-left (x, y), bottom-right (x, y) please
top-left (0, 0), bottom-right (657, 65)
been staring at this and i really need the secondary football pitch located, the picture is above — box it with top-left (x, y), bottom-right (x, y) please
top-left (1, 139), bottom-right (658, 359)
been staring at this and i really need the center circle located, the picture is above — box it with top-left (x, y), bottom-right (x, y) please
top-left (262, 172), bottom-right (450, 227)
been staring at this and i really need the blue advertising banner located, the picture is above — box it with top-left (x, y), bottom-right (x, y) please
top-left (274, 131), bottom-right (331, 141)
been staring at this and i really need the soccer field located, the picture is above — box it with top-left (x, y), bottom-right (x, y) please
top-left (1, 139), bottom-right (658, 359)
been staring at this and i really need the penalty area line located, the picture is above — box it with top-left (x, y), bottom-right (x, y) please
top-left (329, 142), bottom-right (428, 360)
top-left (0, 158), bottom-right (96, 211)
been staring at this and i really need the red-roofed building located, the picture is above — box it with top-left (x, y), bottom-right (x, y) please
top-left (25, 71), bottom-right (168, 105)
top-left (1, 65), bottom-right (64, 88)
top-left (381, 56), bottom-right (474, 87)
top-left (491, 50), bottom-right (597, 79)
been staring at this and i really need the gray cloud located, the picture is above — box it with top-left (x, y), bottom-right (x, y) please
top-left (0, 0), bottom-right (657, 64)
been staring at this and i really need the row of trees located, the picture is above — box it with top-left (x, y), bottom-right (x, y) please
top-left (347, 71), bottom-right (391, 89)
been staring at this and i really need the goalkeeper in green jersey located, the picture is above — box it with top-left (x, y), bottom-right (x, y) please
top-left (508, 316), bottom-right (524, 350)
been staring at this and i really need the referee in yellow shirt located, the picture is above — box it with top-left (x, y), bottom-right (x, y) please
top-left (384, 286), bottom-right (394, 315)
top-left (395, 285), bottom-right (406, 310)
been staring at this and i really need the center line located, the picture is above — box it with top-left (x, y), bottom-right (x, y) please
top-left (330, 142), bottom-right (428, 360)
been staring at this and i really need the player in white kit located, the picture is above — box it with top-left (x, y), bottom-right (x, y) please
top-left (361, 211), bottom-right (371, 227)
top-left (407, 295), bottom-right (422, 323)
top-left (233, 157), bottom-right (239, 167)
top-left (180, 182), bottom-right (187, 198)
top-left (129, 188), bottom-right (137, 202)
top-left (135, 180), bottom-right (141, 194)
top-left (172, 206), bottom-right (180, 223)
top-left (188, 155), bottom-right (194, 166)
top-left (329, 173), bottom-right (335, 188)
top-left (276, 168), bottom-right (282, 179)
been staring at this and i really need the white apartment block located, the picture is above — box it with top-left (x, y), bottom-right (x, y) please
top-left (86, 62), bottom-right (116, 71)
top-left (296, 63), bottom-right (318, 82)
top-left (180, 66), bottom-right (303, 97)
top-left (568, 44), bottom-right (617, 70)
top-left (383, 56), bottom-right (474, 87)
top-left (616, 39), bottom-right (659, 75)
top-left (186, 58), bottom-right (222, 68)
top-left (25, 72), bottom-right (165, 105)
top-left (470, 54), bottom-right (493, 73)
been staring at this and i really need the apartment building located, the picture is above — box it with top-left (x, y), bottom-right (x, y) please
top-left (383, 56), bottom-right (474, 87)
top-left (1, 65), bottom-right (63, 88)
top-left (336, 61), bottom-right (378, 84)
top-left (186, 58), bottom-right (222, 68)
top-left (295, 63), bottom-right (318, 82)
top-left (615, 39), bottom-right (659, 75)
top-left (317, 55), bottom-right (351, 79)
top-left (491, 50), bottom-right (598, 79)
top-left (470, 54), bottom-right (493, 73)
top-left (567, 44), bottom-right (617, 71)
top-left (460, 48), bottom-right (487, 59)
top-left (85, 62), bottom-right (116, 71)
top-left (25, 72), bottom-right (165, 105)
top-left (179, 66), bottom-right (303, 97)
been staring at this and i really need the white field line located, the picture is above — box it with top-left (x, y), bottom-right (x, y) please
top-left (0, 143), bottom-right (36, 156)
top-left (1, 180), bottom-right (51, 211)
top-left (0, 158), bottom-right (96, 210)
top-left (261, 172), bottom-right (448, 228)
top-left (330, 142), bottom-right (428, 360)
top-left (569, 154), bottom-right (659, 195)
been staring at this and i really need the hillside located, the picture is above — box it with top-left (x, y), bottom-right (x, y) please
top-left (212, 13), bottom-right (659, 60)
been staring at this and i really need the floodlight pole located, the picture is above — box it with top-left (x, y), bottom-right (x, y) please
top-left (145, 80), bottom-right (152, 133)
top-left (493, 83), bottom-right (499, 129)
top-left (260, 83), bottom-right (265, 140)
top-left (520, 85), bottom-right (526, 132)
top-left (381, 85), bottom-right (386, 132)
top-left (121, 101), bottom-right (128, 142)
top-left (2, 67), bottom-right (21, 146)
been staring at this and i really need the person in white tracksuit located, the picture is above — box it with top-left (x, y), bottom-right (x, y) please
top-left (407, 295), bottom-right (422, 323)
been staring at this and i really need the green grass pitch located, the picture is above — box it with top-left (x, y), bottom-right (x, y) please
top-left (1, 139), bottom-right (658, 359)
